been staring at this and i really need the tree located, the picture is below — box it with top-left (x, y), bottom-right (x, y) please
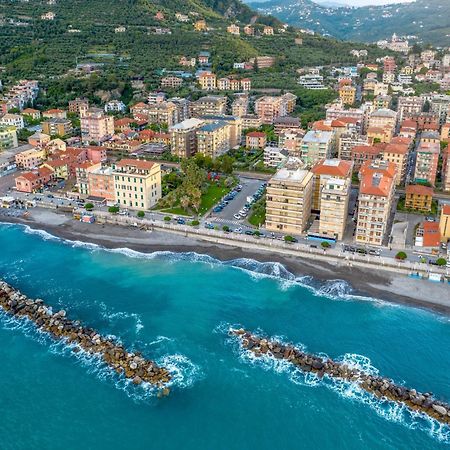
top-left (222, 225), bottom-right (230, 232)
top-left (396, 251), bottom-right (407, 260)
top-left (164, 216), bottom-right (171, 221)
top-left (190, 220), bottom-right (200, 226)
top-left (219, 154), bottom-right (234, 174)
top-left (108, 206), bottom-right (119, 213)
top-left (137, 211), bottom-right (145, 218)
top-left (321, 241), bottom-right (330, 249)
top-left (85, 203), bottom-right (94, 211)
top-left (284, 235), bottom-right (295, 243)
top-left (436, 258), bottom-right (447, 266)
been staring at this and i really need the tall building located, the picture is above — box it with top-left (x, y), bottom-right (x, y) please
top-left (414, 141), bottom-right (440, 186)
top-left (113, 159), bottom-right (161, 210)
top-left (41, 118), bottom-right (73, 137)
top-left (265, 164), bottom-right (314, 234)
top-left (319, 177), bottom-right (351, 240)
top-left (68, 98), bottom-right (89, 115)
top-left (338, 132), bottom-right (368, 160)
top-left (355, 159), bottom-right (396, 246)
top-left (169, 118), bottom-right (204, 158)
top-left (397, 96), bottom-right (424, 122)
top-left (381, 142), bottom-right (409, 185)
top-left (0, 126), bottom-right (18, 150)
top-left (190, 96), bottom-right (227, 117)
top-left (254, 96), bottom-right (287, 124)
top-left (80, 108), bottom-right (114, 144)
top-left (441, 145), bottom-right (450, 192)
top-left (300, 130), bottom-right (334, 166)
top-left (196, 121), bottom-right (231, 158)
top-left (339, 85), bottom-right (356, 105)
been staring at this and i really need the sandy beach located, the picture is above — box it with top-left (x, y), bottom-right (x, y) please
top-left (2, 208), bottom-right (449, 315)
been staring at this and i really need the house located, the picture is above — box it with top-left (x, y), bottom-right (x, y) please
top-left (246, 131), bottom-right (266, 150)
top-left (104, 100), bottom-right (126, 113)
top-left (198, 73), bottom-right (217, 91)
top-left (263, 26), bottom-right (274, 36)
top-left (15, 167), bottom-right (53, 193)
top-left (194, 20), bottom-right (207, 31)
top-left (22, 108), bottom-right (41, 120)
top-left (404, 184), bottom-right (433, 212)
top-left (263, 146), bottom-right (289, 168)
top-left (415, 222), bottom-right (441, 248)
top-left (227, 24), bottom-right (240, 35)
top-left (0, 113), bottom-right (24, 130)
top-left (0, 126), bottom-right (18, 150)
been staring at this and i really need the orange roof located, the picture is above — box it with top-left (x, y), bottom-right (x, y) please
top-left (38, 167), bottom-right (54, 177)
top-left (312, 121), bottom-right (332, 132)
top-left (352, 145), bottom-right (381, 156)
top-left (383, 143), bottom-right (409, 155)
top-left (22, 108), bottom-right (40, 114)
top-left (246, 131), bottom-right (266, 138)
top-left (360, 171), bottom-right (394, 197)
top-left (17, 172), bottom-right (39, 182)
top-left (391, 136), bottom-right (412, 145)
top-left (312, 159), bottom-right (352, 177)
top-left (45, 159), bottom-right (67, 168)
top-left (116, 159), bottom-right (155, 170)
top-left (132, 102), bottom-right (147, 109)
top-left (338, 117), bottom-right (359, 124)
top-left (44, 108), bottom-right (64, 113)
top-left (406, 184), bottom-right (433, 196)
top-left (422, 222), bottom-right (440, 247)
top-left (442, 205), bottom-right (450, 215)
top-left (401, 119), bottom-right (417, 129)
top-left (115, 118), bottom-right (134, 127)
top-left (76, 161), bottom-right (96, 170)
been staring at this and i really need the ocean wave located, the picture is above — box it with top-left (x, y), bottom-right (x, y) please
top-left (224, 328), bottom-right (450, 444)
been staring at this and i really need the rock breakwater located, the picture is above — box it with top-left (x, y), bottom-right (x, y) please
top-left (0, 281), bottom-right (171, 394)
top-left (230, 328), bottom-right (450, 425)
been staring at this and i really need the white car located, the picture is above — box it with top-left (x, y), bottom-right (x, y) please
top-left (234, 227), bottom-right (243, 233)
top-left (233, 214), bottom-right (242, 220)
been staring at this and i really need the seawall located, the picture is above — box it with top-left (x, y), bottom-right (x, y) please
top-left (0, 280), bottom-right (171, 394)
top-left (230, 328), bottom-right (450, 425)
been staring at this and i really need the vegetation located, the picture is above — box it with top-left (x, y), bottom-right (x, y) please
top-left (436, 258), bottom-right (447, 267)
top-left (248, 196), bottom-right (266, 227)
top-left (190, 220), bottom-right (200, 226)
top-left (321, 241), bottom-right (330, 249)
top-left (395, 251), bottom-right (407, 261)
top-left (84, 203), bottom-right (94, 211)
top-left (222, 225), bottom-right (230, 232)
top-left (137, 211), bottom-right (145, 218)
top-left (164, 216), bottom-right (171, 221)
top-left (108, 206), bottom-right (119, 213)
top-left (284, 235), bottom-right (295, 243)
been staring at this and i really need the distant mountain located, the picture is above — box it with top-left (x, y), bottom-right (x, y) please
top-left (247, 0), bottom-right (450, 46)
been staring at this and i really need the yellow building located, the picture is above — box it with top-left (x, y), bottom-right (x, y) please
top-left (196, 121), bottom-right (231, 158)
top-left (339, 85), bottom-right (356, 105)
top-left (198, 73), bottom-right (217, 91)
top-left (404, 184), bottom-right (433, 212)
top-left (194, 20), bottom-right (207, 31)
top-left (15, 147), bottom-right (47, 170)
top-left (169, 118), bottom-right (204, 158)
top-left (266, 165), bottom-right (314, 234)
top-left (0, 126), bottom-right (18, 150)
top-left (382, 142), bottom-right (409, 185)
top-left (439, 205), bottom-right (450, 242)
top-left (41, 160), bottom-right (69, 179)
top-left (113, 159), bottom-right (161, 210)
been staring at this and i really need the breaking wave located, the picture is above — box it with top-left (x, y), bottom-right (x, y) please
top-left (224, 327), bottom-right (450, 444)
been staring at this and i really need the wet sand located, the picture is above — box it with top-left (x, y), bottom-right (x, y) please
top-left (1, 209), bottom-right (450, 315)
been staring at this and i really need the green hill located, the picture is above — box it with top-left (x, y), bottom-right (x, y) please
top-left (249, 0), bottom-right (450, 46)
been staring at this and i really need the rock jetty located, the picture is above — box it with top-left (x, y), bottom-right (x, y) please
top-left (0, 281), bottom-right (171, 394)
top-left (230, 328), bottom-right (450, 425)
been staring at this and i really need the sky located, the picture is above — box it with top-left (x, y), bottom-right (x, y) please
top-left (331, 0), bottom-right (414, 5)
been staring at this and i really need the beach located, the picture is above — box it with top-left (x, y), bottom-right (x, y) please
top-left (2, 208), bottom-right (449, 315)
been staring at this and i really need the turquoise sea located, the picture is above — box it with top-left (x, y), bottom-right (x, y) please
top-left (1, 223), bottom-right (450, 449)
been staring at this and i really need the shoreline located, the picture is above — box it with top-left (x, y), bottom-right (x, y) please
top-left (1, 209), bottom-right (450, 316)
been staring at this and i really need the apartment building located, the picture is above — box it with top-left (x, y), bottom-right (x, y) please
top-left (0, 113), bottom-right (24, 130)
top-left (80, 108), bottom-right (114, 144)
top-left (404, 184), bottom-right (433, 212)
top-left (190, 96), bottom-right (227, 117)
top-left (246, 131), bottom-right (266, 150)
top-left (196, 121), bottom-right (231, 158)
top-left (43, 109), bottom-right (67, 120)
top-left (338, 132), bottom-right (368, 160)
top-left (300, 130), bottom-right (334, 166)
top-left (442, 145), bottom-right (450, 192)
top-left (263, 147), bottom-right (289, 168)
top-left (0, 126), bottom-right (18, 150)
top-left (160, 76), bottom-right (183, 89)
top-left (439, 205), bottom-right (450, 242)
top-left (169, 118), bottom-right (204, 158)
top-left (414, 141), bottom-right (440, 186)
top-left (88, 165), bottom-right (116, 202)
top-left (231, 96), bottom-right (248, 117)
top-left (146, 101), bottom-right (178, 127)
top-left (339, 85), bottom-right (356, 105)
top-left (198, 73), bottom-right (217, 91)
top-left (278, 129), bottom-right (304, 158)
top-left (15, 147), bottom-right (47, 169)
top-left (41, 118), bottom-right (73, 137)
top-left (311, 158), bottom-right (353, 212)
top-left (397, 96), bottom-right (424, 122)
top-left (351, 144), bottom-right (382, 169)
top-left (254, 96), bottom-right (287, 124)
top-left (368, 108), bottom-right (398, 131)
top-left (355, 159), bottom-right (396, 246)
top-left (113, 159), bottom-right (161, 210)
top-left (381, 142), bottom-right (409, 185)
top-left (68, 98), bottom-right (89, 115)
top-left (266, 165), bottom-right (314, 234)
top-left (319, 177), bottom-right (351, 240)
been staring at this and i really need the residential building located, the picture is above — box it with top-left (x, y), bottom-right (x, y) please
top-left (355, 159), bottom-right (396, 246)
top-left (15, 147), bottom-right (46, 169)
top-left (0, 126), bottom-right (18, 150)
top-left (241, 115), bottom-right (262, 129)
top-left (300, 130), bottom-right (334, 166)
top-left (169, 118), bottom-right (204, 158)
top-left (263, 147), bottom-right (289, 168)
top-left (263, 26), bottom-right (274, 36)
top-left (254, 96), bottom-right (287, 124)
top-left (339, 85), bottom-right (356, 105)
top-left (227, 24), bottom-right (240, 35)
top-left (246, 131), bottom-right (266, 150)
top-left (415, 221), bottom-right (441, 248)
top-left (22, 108), bottom-right (41, 120)
top-left (319, 178), bottom-right (351, 240)
top-left (311, 158), bottom-right (353, 212)
top-left (104, 100), bottom-right (126, 113)
top-left (196, 121), bottom-right (231, 158)
top-left (68, 98), bottom-right (89, 115)
top-left (439, 205), bottom-right (450, 242)
top-left (374, 95), bottom-right (391, 110)
top-left (397, 96), bottom-right (424, 122)
top-left (76, 162), bottom-right (99, 197)
top-left (161, 76), bottom-right (183, 89)
top-left (194, 20), bottom-right (207, 32)
top-left (381, 142), bottom-right (409, 185)
top-left (298, 74), bottom-right (326, 90)
top-left (368, 108), bottom-right (397, 131)
top-left (351, 144), bottom-right (382, 169)
top-left (404, 184), bottom-right (433, 212)
top-left (273, 117), bottom-right (301, 135)
top-left (278, 129), bottom-right (304, 158)
top-left (198, 73), bottom-right (217, 91)
top-left (43, 109), bottom-right (67, 120)
top-left (190, 96), bottom-right (227, 117)
top-left (231, 96), bottom-right (248, 117)
top-left (41, 118), bottom-right (73, 137)
top-left (0, 114), bottom-right (24, 130)
top-left (88, 165), bottom-right (116, 202)
top-left (442, 145), bottom-right (450, 192)
top-left (145, 101), bottom-right (178, 127)
top-left (15, 168), bottom-right (53, 193)
top-left (80, 108), bottom-right (114, 144)
top-left (113, 159), bottom-right (162, 210)
top-left (414, 141), bottom-right (440, 186)
top-left (265, 165), bottom-right (314, 234)
top-left (338, 132), bottom-right (368, 160)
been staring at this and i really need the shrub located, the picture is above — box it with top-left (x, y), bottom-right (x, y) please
top-left (254, 230), bottom-right (261, 237)
top-left (321, 241), bottom-right (330, 248)
top-left (191, 220), bottom-right (200, 226)
top-left (284, 235), bottom-right (295, 242)
top-left (395, 251), bottom-right (407, 260)
top-left (108, 206), bottom-right (119, 213)
top-left (84, 203), bottom-right (94, 211)
top-left (164, 216), bottom-right (171, 222)
top-left (436, 258), bottom-right (447, 266)
top-left (137, 211), bottom-right (145, 218)
top-left (222, 225), bottom-right (230, 232)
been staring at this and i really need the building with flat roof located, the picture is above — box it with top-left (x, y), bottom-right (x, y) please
top-left (414, 141), bottom-right (440, 186)
top-left (169, 118), bottom-right (204, 158)
top-left (196, 121), bottom-right (231, 158)
top-left (265, 164), bottom-right (314, 234)
top-left (300, 130), bottom-right (334, 167)
top-left (0, 126), bottom-right (18, 151)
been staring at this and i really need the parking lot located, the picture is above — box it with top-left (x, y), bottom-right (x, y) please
top-left (209, 178), bottom-right (264, 224)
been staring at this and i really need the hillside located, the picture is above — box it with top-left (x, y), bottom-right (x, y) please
top-left (248, 0), bottom-right (450, 46)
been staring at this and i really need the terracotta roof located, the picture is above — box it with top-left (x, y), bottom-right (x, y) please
top-left (38, 167), bottom-right (54, 177)
top-left (45, 159), bottom-right (67, 168)
top-left (311, 159), bottom-right (352, 177)
top-left (76, 161), bottom-right (96, 170)
top-left (44, 108), bottom-right (64, 113)
top-left (22, 108), bottom-right (40, 114)
top-left (422, 222), bottom-right (440, 247)
top-left (116, 159), bottom-right (155, 170)
top-left (383, 143), bottom-right (409, 155)
top-left (406, 184), bottom-right (433, 196)
top-left (442, 205), bottom-right (450, 215)
top-left (391, 136), bottom-right (412, 145)
top-left (246, 131), bottom-right (266, 138)
top-left (401, 119), bottom-right (417, 129)
top-left (312, 121), bottom-right (332, 132)
top-left (360, 171), bottom-right (394, 197)
top-left (115, 118), bottom-right (135, 127)
top-left (17, 172), bottom-right (39, 182)
top-left (132, 102), bottom-right (147, 109)
top-left (352, 145), bottom-right (381, 156)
